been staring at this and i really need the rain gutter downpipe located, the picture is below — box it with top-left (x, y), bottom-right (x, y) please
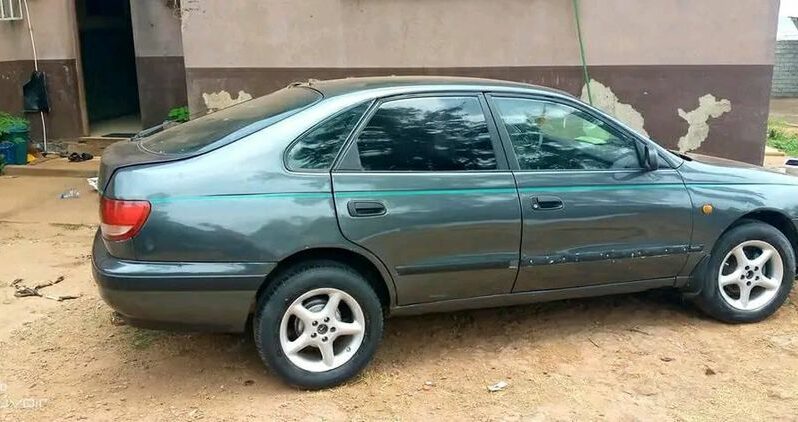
top-left (22, 0), bottom-right (48, 153)
top-left (572, 0), bottom-right (593, 105)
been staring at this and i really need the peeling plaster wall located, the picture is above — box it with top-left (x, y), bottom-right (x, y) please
top-left (581, 80), bottom-right (648, 136)
top-left (202, 90), bottom-right (252, 112)
top-left (581, 81), bottom-right (733, 156)
top-left (178, 0), bottom-right (778, 164)
top-left (677, 95), bottom-right (732, 153)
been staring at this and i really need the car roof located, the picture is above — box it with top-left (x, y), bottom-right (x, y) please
top-left (300, 76), bottom-right (575, 99)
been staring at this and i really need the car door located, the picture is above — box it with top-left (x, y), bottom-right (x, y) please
top-left (332, 93), bottom-right (522, 305)
top-left (486, 94), bottom-right (693, 292)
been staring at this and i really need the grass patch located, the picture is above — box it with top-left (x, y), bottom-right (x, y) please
top-left (767, 119), bottom-right (798, 157)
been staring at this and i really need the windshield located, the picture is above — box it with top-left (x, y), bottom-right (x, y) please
top-left (140, 86), bottom-right (322, 155)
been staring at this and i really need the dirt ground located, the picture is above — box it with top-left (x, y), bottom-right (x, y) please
top-left (1, 175), bottom-right (798, 421)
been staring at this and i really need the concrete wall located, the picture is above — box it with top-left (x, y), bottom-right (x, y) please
top-left (772, 40), bottom-right (798, 97)
top-left (0, 0), bottom-right (86, 139)
top-left (180, 0), bottom-right (779, 164)
top-left (130, 0), bottom-right (187, 127)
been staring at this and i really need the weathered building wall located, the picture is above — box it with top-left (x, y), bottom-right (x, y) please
top-left (772, 40), bottom-right (798, 98)
top-left (130, 0), bottom-right (187, 127)
top-left (0, 0), bottom-right (86, 139)
top-left (180, 0), bottom-right (779, 164)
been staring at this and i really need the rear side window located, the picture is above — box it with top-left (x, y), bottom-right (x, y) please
top-left (140, 87), bottom-right (321, 155)
top-left (285, 102), bottom-right (369, 170)
top-left (354, 96), bottom-right (497, 171)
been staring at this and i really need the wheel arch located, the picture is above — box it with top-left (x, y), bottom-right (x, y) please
top-left (733, 209), bottom-right (798, 263)
top-left (251, 247), bottom-right (396, 316)
top-left (684, 208), bottom-right (797, 322)
top-left (683, 208), bottom-right (798, 296)
top-left (706, 209), bottom-right (798, 273)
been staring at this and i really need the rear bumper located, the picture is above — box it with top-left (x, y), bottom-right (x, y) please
top-left (92, 232), bottom-right (275, 332)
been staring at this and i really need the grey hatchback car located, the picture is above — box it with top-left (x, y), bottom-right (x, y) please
top-left (93, 76), bottom-right (798, 389)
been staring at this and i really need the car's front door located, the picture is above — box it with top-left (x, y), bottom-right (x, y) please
top-left (487, 95), bottom-right (693, 291)
top-left (332, 94), bottom-right (522, 305)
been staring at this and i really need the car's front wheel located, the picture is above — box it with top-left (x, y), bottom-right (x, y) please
top-left (254, 261), bottom-right (383, 389)
top-left (694, 221), bottom-right (795, 323)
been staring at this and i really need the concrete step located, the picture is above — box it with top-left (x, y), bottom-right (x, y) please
top-left (765, 146), bottom-right (786, 157)
top-left (3, 157), bottom-right (100, 178)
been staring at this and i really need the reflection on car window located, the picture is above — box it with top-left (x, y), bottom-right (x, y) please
top-left (493, 97), bottom-right (641, 170)
top-left (286, 103), bottom-right (369, 170)
top-left (141, 87), bottom-right (321, 155)
top-left (355, 97), bottom-right (497, 171)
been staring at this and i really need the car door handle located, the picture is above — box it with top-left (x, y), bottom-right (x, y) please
top-left (531, 196), bottom-right (563, 210)
top-left (347, 200), bottom-right (387, 217)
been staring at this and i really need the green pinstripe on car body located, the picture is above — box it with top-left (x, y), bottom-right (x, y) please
top-left (143, 182), bottom-right (796, 204)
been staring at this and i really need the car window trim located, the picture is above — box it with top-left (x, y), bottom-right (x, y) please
top-left (485, 93), bottom-right (656, 173)
top-left (333, 91), bottom-right (510, 173)
top-left (283, 100), bottom-right (374, 174)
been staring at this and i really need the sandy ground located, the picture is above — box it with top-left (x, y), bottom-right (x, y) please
top-left (1, 176), bottom-right (798, 421)
top-left (764, 151), bottom-right (789, 169)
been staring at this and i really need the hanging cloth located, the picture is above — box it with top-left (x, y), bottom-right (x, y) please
top-left (23, 70), bottom-right (50, 113)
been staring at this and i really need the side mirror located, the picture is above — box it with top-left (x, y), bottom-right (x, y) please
top-left (644, 145), bottom-right (659, 171)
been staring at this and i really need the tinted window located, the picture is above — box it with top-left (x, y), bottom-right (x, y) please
top-left (493, 98), bottom-right (641, 171)
top-left (141, 87), bottom-right (321, 155)
top-left (355, 97), bottom-right (497, 171)
top-left (286, 103), bottom-right (369, 170)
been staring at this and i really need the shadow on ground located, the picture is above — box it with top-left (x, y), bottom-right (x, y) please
top-left (113, 288), bottom-right (699, 388)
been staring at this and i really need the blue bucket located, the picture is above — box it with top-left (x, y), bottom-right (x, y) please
top-left (0, 141), bottom-right (15, 165)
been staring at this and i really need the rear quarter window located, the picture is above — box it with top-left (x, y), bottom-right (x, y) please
top-left (140, 86), bottom-right (322, 155)
top-left (285, 102), bottom-right (370, 171)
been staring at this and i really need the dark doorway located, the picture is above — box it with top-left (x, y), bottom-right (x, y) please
top-left (76, 0), bottom-right (141, 137)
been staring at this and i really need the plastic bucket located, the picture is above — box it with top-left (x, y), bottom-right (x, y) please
top-left (4, 125), bottom-right (29, 164)
top-left (0, 142), bottom-right (15, 166)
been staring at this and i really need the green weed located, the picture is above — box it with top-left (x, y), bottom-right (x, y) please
top-left (767, 120), bottom-right (798, 157)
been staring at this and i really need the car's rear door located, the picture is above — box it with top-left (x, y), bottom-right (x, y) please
top-left (332, 93), bottom-right (522, 305)
top-left (486, 94), bottom-right (693, 291)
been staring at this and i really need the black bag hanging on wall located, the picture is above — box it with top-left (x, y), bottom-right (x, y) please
top-left (23, 71), bottom-right (50, 113)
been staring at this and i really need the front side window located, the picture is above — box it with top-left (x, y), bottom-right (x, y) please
top-left (492, 97), bottom-right (641, 171)
top-left (354, 96), bottom-right (497, 171)
top-left (286, 103), bottom-right (369, 170)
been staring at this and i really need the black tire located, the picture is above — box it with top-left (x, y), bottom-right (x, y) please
top-left (253, 260), bottom-right (383, 389)
top-left (693, 221), bottom-right (795, 323)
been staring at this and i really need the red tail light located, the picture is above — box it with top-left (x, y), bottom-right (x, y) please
top-left (100, 197), bottom-right (151, 241)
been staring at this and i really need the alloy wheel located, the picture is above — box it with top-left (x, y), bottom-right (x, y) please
top-left (718, 240), bottom-right (784, 311)
top-left (279, 288), bottom-right (366, 373)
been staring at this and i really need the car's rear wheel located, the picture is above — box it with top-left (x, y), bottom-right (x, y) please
top-left (254, 261), bottom-right (383, 389)
top-left (694, 221), bottom-right (795, 323)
